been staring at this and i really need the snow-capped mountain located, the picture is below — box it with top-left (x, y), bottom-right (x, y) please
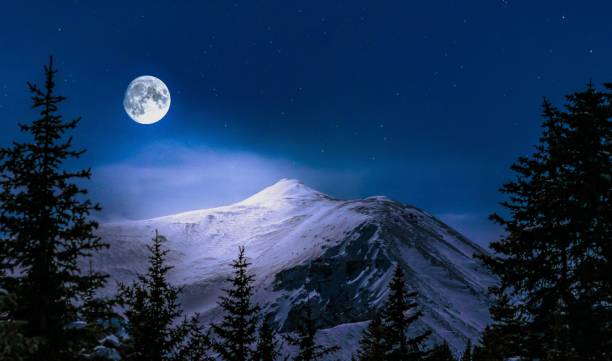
top-left (94, 178), bottom-right (496, 358)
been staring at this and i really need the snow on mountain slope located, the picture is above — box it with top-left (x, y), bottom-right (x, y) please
top-left (94, 179), bottom-right (496, 357)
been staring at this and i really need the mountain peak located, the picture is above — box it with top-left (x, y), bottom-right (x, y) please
top-left (97, 176), bottom-right (495, 358)
top-left (272, 178), bottom-right (303, 188)
top-left (238, 178), bottom-right (327, 206)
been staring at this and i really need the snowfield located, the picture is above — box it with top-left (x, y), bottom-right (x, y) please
top-left (94, 179), bottom-right (496, 358)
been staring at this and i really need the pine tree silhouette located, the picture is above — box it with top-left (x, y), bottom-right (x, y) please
top-left (426, 342), bottom-right (455, 361)
top-left (471, 327), bottom-right (504, 361)
top-left (253, 314), bottom-right (282, 361)
top-left (173, 316), bottom-right (214, 361)
top-left (0, 57), bottom-right (109, 361)
top-left (473, 287), bottom-right (523, 360)
top-left (118, 230), bottom-right (209, 361)
top-left (479, 82), bottom-right (612, 360)
top-left (355, 312), bottom-right (386, 361)
top-left (284, 304), bottom-right (339, 361)
top-left (381, 265), bottom-right (430, 361)
top-left (211, 246), bottom-right (261, 361)
top-left (459, 339), bottom-right (471, 361)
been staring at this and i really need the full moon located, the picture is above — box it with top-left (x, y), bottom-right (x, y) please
top-left (123, 75), bottom-right (171, 125)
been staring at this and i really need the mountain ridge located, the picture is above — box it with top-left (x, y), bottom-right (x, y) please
top-left (93, 178), bottom-right (495, 358)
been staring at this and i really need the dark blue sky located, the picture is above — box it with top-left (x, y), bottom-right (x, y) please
top-left (1, 1), bottom-right (611, 246)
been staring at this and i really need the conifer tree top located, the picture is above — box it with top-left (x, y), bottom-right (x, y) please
top-left (480, 82), bottom-right (612, 360)
top-left (0, 57), bottom-right (108, 361)
top-left (211, 246), bottom-right (261, 361)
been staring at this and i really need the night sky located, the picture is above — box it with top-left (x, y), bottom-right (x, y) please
top-left (1, 1), bottom-right (611, 247)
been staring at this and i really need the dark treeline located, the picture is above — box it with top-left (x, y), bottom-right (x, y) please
top-left (0, 61), bottom-right (610, 361)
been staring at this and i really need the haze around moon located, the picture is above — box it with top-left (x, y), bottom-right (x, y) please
top-left (123, 75), bottom-right (171, 124)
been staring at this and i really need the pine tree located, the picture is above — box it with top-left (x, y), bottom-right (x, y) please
top-left (471, 327), bottom-right (504, 361)
top-left (0, 57), bottom-right (109, 360)
top-left (479, 82), bottom-right (612, 360)
top-left (172, 316), bottom-right (214, 361)
top-left (355, 312), bottom-right (386, 361)
top-left (381, 265), bottom-right (430, 361)
top-left (118, 230), bottom-right (208, 361)
top-left (459, 339), bottom-right (471, 361)
top-left (426, 342), bottom-right (455, 361)
top-left (253, 314), bottom-right (281, 361)
top-left (284, 304), bottom-right (339, 361)
top-left (482, 287), bottom-right (524, 359)
top-left (211, 246), bottom-right (261, 361)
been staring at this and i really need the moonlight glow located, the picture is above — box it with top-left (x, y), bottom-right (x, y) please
top-left (123, 75), bottom-right (171, 124)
